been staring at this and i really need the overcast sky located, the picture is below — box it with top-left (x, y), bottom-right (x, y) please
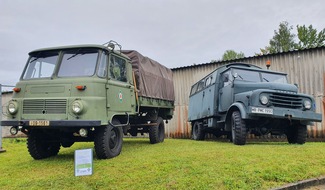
top-left (1, 0), bottom-right (325, 88)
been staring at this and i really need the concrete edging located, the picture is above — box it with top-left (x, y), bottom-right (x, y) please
top-left (271, 176), bottom-right (325, 190)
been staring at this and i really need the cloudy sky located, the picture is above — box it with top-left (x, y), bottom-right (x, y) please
top-left (1, 0), bottom-right (325, 88)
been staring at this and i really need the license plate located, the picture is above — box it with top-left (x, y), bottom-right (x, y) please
top-left (252, 107), bottom-right (273, 115)
top-left (29, 120), bottom-right (50, 126)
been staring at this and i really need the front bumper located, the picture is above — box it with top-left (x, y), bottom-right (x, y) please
top-left (1, 120), bottom-right (101, 128)
top-left (247, 106), bottom-right (322, 122)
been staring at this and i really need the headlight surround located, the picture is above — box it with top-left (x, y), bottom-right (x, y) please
top-left (8, 101), bottom-right (18, 114)
top-left (259, 94), bottom-right (269, 105)
top-left (72, 100), bottom-right (84, 114)
top-left (303, 99), bottom-right (312, 110)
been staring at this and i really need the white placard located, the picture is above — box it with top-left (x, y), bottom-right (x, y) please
top-left (74, 148), bottom-right (93, 176)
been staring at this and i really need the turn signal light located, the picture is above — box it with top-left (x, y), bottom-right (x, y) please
top-left (13, 87), bottom-right (21, 92)
top-left (76, 85), bottom-right (86, 90)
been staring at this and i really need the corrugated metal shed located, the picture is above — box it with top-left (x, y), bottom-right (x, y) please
top-left (166, 46), bottom-right (325, 139)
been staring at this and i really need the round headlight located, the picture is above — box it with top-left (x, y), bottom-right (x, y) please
top-left (8, 102), bottom-right (18, 114)
top-left (303, 100), bottom-right (311, 110)
top-left (260, 95), bottom-right (269, 105)
top-left (72, 101), bottom-right (83, 114)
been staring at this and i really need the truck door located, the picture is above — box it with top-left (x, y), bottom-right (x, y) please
top-left (106, 54), bottom-right (135, 113)
top-left (218, 70), bottom-right (234, 112)
top-left (201, 75), bottom-right (214, 117)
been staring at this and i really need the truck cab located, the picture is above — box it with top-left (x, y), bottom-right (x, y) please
top-left (188, 63), bottom-right (322, 145)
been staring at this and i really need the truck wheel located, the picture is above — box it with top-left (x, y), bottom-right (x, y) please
top-left (149, 117), bottom-right (165, 144)
top-left (94, 120), bottom-right (123, 159)
top-left (231, 111), bottom-right (247, 145)
top-left (287, 125), bottom-right (307, 144)
top-left (296, 125), bottom-right (307, 144)
top-left (27, 130), bottom-right (61, 160)
top-left (192, 121), bottom-right (205, 140)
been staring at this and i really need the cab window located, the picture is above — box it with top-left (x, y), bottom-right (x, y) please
top-left (110, 55), bottom-right (127, 82)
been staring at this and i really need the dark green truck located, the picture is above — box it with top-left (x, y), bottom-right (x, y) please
top-left (2, 42), bottom-right (174, 159)
top-left (188, 63), bottom-right (321, 145)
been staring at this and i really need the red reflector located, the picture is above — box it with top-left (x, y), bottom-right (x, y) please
top-left (76, 85), bottom-right (86, 90)
top-left (13, 87), bottom-right (21, 92)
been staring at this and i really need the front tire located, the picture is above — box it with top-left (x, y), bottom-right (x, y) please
top-left (286, 124), bottom-right (307, 144)
top-left (94, 120), bottom-right (123, 159)
top-left (231, 111), bottom-right (247, 145)
top-left (27, 130), bottom-right (61, 160)
top-left (149, 117), bottom-right (165, 144)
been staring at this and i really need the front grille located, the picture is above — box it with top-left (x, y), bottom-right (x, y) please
top-left (269, 93), bottom-right (303, 109)
top-left (23, 99), bottom-right (67, 114)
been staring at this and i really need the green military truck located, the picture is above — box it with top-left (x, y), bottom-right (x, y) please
top-left (188, 63), bottom-right (322, 145)
top-left (1, 41), bottom-right (174, 159)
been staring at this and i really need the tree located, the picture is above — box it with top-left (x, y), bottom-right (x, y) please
top-left (261, 21), bottom-right (296, 54)
top-left (296, 24), bottom-right (325, 49)
top-left (222, 50), bottom-right (245, 61)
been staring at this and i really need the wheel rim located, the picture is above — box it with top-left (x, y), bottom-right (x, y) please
top-left (109, 129), bottom-right (118, 149)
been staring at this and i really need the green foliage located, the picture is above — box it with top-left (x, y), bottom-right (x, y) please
top-left (296, 24), bottom-right (325, 49)
top-left (260, 21), bottom-right (325, 55)
top-left (261, 21), bottom-right (296, 54)
top-left (1, 138), bottom-right (325, 190)
top-left (222, 50), bottom-right (245, 61)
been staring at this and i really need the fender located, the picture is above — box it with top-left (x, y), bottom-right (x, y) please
top-left (225, 102), bottom-right (247, 131)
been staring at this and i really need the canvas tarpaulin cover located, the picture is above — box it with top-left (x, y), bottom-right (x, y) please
top-left (121, 50), bottom-right (175, 101)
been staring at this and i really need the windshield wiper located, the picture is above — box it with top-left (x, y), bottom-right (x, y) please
top-left (67, 49), bottom-right (83, 60)
top-left (263, 78), bottom-right (269, 82)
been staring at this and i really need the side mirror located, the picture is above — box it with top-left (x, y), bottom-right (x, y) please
top-left (294, 83), bottom-right (299, 88)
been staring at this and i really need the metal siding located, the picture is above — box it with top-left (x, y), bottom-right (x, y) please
top-left (167, 48), bottom-right (325, 139)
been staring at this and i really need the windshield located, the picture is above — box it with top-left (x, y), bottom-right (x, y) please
top-left (58, 49), bottom-right (99, 77)
top-left (23, 51), bottom-right (59, 79)
top-left (233, 69), bottom-right (287, 83)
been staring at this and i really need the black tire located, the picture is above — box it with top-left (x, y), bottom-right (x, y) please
top-left (231, 111), bottom-right (247, 145)
top-left (296, 125), bottom-right (307, 144)
top-left (94, 120), bottom-right (123, 159)
top-left (192, 121), bottom-right (205, 140)
top-left (286, 127), bottom-right (296, 144)
top-left (149, 117), bottom-right (165, 144)
top-left (61, 141), bottom-right (74, 148)
top-left (286, 124), bottom-right (307, 144)
top-left (27, 130), bottom-right (61, 160)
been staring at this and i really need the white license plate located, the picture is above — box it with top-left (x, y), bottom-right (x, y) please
top-left (29, 120), bottom-right (50, 126)
top-left (252, 107), bottom-right (273, 115)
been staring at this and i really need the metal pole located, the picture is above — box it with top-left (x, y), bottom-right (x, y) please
top-left (0, 84), bottom-right (5, 152)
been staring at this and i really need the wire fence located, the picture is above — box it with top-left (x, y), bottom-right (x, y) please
top-left (1, 84), bottom-right (15, 152)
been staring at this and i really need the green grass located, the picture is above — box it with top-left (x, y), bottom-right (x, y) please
top-left (1, 138), bottom-right (325, 190)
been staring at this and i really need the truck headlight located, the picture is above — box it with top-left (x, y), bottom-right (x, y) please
top-left (72, 100), bottom-right (83, 114)
top-left (303, 100), bottom-right (311, 110)
top-left (260, 95), bottom-right (269, 105)
top-left (8, 101), bottom-right (18, 114)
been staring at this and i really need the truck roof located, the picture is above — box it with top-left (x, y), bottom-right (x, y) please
top-left (28, 44), bottom-right (130, 60)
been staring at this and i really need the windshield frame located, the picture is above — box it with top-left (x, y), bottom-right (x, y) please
top-left (232, 68), bottom-right (288, 84)
top-left (21, 48), bottom-right (105, 80)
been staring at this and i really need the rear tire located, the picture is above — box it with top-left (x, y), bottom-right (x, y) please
top-left (192, 121), bottom-right (205, 140)
top-left (231, 111), bottom-right (247, 145)
top-left (94, 120), bottom-right (123, 159)
top-left (27, 130), bottom-right (61, 160)
top-left (149, 117), bottom-right (165, 144)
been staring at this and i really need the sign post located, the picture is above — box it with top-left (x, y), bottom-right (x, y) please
top-left (74, 148), bottom-right (93, 176)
